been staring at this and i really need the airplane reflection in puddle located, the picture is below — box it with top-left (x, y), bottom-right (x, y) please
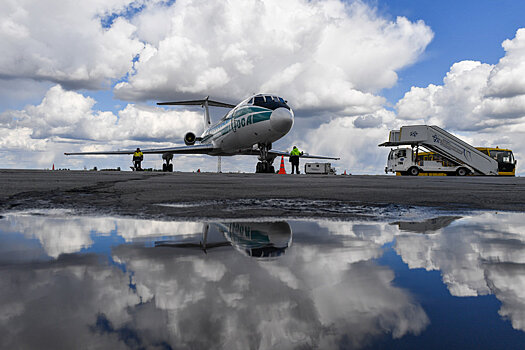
top-left (155, 222), bottom-right (292, 258)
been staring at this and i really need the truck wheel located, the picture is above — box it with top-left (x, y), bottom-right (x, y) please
top-left (408, 167), bottom-right (420, 176)
top-left (456, 167), bottom-right (468, 176)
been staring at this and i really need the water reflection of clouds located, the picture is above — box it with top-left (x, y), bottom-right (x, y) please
top-left (393, 212), bottom-right (525, 331)
top-left (0, 211), bottom-right (202, 258)
top-left (0, 213), bottom-right (430, 349)
top-left (0, 255), bottom-right (141, 349)
top-left (113, 239), bottom-right (429, 349)
top-left (2, 211), bottom-right (525, 347)
top-left (319, 213), bottom-right (525, 333)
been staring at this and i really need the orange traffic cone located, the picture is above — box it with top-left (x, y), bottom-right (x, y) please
top-left (52, 163), bottom-right (55, 170)
top-left (278, 156), bottom-right (286, 174)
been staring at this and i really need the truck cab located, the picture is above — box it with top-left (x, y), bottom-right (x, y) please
top-left (476, 148), bottom-right (517, 176)
top-left (386, 147), bottom-right (473, 176)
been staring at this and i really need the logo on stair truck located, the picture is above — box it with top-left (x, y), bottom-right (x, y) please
top-left (432, 134), bottom-right (472, 161)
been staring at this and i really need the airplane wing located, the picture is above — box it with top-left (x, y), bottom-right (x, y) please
top-left (64, 144), bottom-right (215, 156)
top-left (269, 150), bottom-right (340, 160)
top-left (237, 149), bottom-right (339, 160)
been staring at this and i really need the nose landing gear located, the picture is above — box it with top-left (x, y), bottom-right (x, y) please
top-left (255, 143), bottom-right (276, 173)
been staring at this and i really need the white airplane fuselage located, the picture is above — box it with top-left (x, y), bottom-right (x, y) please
top-left (197, 95), bottom-right (294, 155)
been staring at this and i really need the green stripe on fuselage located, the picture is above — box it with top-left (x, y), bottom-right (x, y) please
top-left (204, 108), bottom-right (272, 142)
top-left (251, 111), bottom-right (271, 123)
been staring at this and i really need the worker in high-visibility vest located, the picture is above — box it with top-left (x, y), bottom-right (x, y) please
top-left (133, 148), bottom-right (144, 171)
top-left (289, 146), bottom-right (303, 174)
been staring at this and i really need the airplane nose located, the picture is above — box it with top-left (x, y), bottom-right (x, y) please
top-left (270, 107), bottom-right (294, 133)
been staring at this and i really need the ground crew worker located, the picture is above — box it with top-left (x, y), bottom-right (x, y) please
top-left (133, 148), bottom-right (143, 171)
top-left (289, 146), bottom-right (303, 174)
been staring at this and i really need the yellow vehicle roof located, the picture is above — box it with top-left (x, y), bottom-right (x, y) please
top-left (476, 147), bottom-right (513, 152)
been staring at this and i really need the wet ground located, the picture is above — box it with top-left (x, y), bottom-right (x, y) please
top-left (2, 209), bottom-right (525, 349)
top-left (1, 170), bottom-right (525, 218)
top-left (1, 170), bottom-right (525, 348)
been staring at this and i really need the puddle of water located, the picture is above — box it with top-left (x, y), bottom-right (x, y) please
top-left (156, 198), bottom-right (455, 220)
top-left (1, 210), bottom-right (525, 349)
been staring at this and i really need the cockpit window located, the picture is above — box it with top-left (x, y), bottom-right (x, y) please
top-left (252, 95), bottom-right (290, 110)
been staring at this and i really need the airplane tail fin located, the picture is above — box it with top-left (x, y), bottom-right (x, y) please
top-left (158, 97), bottom-right (236, 128)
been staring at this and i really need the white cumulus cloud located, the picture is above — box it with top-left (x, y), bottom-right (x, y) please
top-left (0, 85), bottom-right (203, 168)
top-left (115, 0), bottom-right (433, 115)
top-left (0, 0), bottom-right (146, 89)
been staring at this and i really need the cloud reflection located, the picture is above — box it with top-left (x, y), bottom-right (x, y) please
top-left (114, 224), bottom-right (429, 349)
top-left (393, 212), bottom-right (525, 331)
top-left (0, 213), bottom-right (430, 349)
top-left (5, 211), bottom-right (525, 346)
top-left (0, 210), bottom-right (202, 258)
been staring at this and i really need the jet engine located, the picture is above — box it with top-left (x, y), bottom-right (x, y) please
top-left (184, 132), bottom-right (196, 145)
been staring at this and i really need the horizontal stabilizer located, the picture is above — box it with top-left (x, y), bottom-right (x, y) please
top-left (157, 99), bottom-right (235, 109)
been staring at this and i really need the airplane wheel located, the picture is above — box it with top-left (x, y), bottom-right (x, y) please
top-left (168, 164), bottom-right (173, 172)
top-left (163, 164), bottom-right (167, 172)
top-left (456, 167), bottom-right (468, 176)
top-left (269, 166), bottom-right (275, 173)
top-left (408, 167), bottom-right (420, 176)
top-left (255, 162), bottom-right (262, 173)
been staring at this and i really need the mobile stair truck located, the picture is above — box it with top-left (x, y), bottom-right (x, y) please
top-left (379, 125), bottom-right (502, 176)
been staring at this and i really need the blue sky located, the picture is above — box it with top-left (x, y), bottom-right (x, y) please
top-left (378, 0), bottom-right (525, 103)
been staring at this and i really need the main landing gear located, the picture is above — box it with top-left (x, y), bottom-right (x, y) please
top-left (162, 153), bottom-right (173, 172)
top-left (255, 143), bottom-right (276, 173)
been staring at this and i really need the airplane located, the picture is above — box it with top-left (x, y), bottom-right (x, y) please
top-left (155, 221), bottom-right (292, 258)
top-left (65, 94), bottom-right (339, 173)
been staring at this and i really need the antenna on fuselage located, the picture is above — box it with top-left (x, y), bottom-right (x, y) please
top-left (157, 97), bottom-right (236, 129)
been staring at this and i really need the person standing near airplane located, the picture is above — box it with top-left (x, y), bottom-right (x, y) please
top-left (133, 148), bottom-right (143, 171)
top-left (289, 146), bottom-right (303, 174)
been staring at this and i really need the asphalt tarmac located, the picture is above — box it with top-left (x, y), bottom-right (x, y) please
top-left (0, 169), bottom-right (524, 219)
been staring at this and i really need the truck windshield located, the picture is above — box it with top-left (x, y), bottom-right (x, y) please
top-left (490, 150), bottom-right (514, 163)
